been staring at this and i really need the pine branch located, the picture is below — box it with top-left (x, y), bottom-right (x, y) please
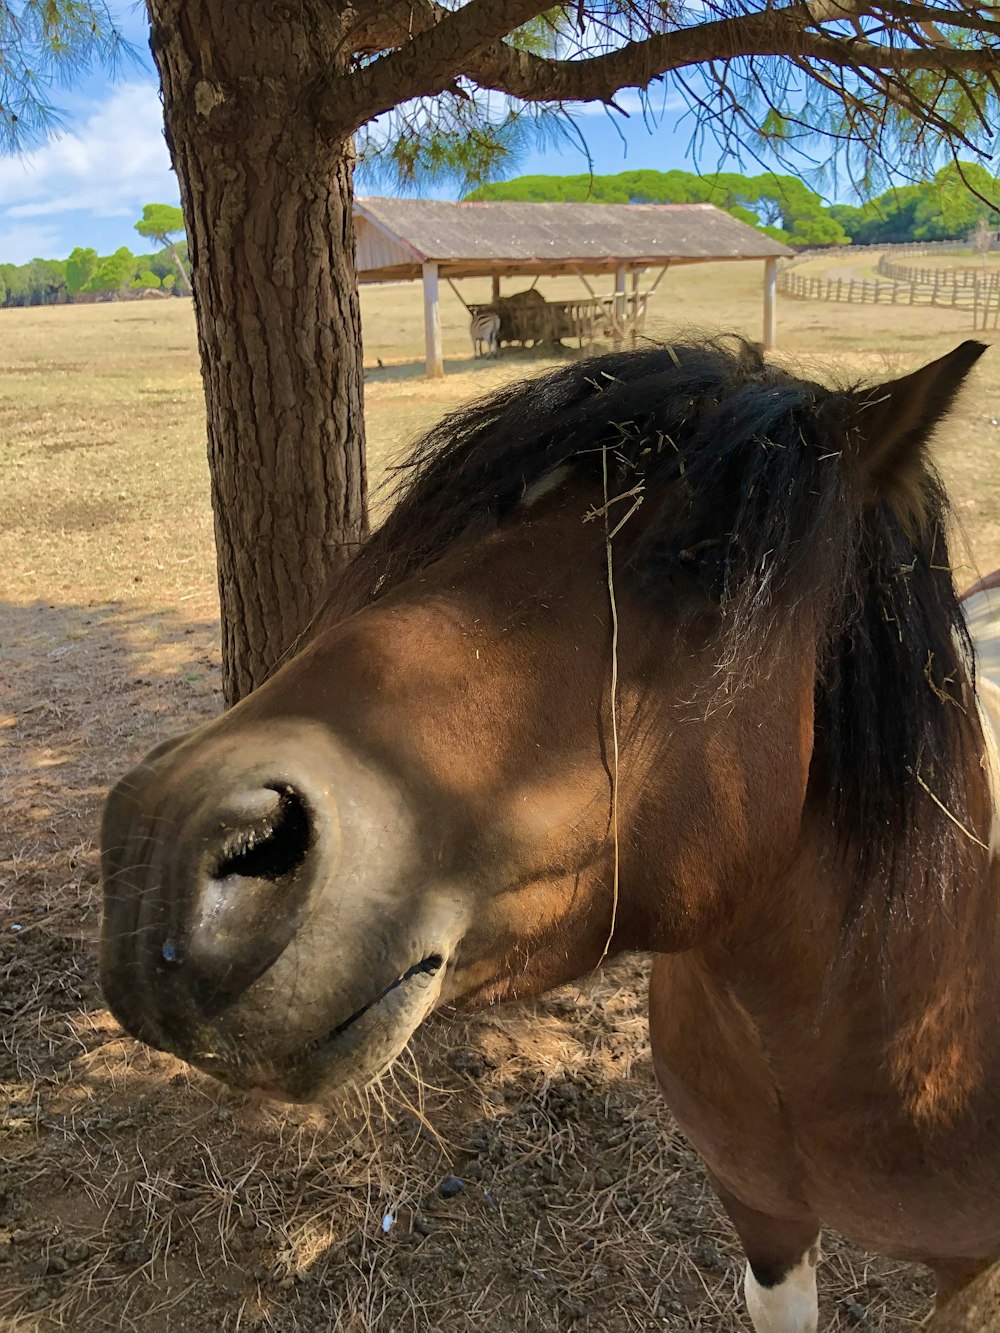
top-left (463, 10), bottom-right (1000, 107)
top-left (871, 2), bottom-right (1000, 37)
top-left (326, 0), bottom-right (554, 128)
top-left (325, 0), bottom-right (1000, 137)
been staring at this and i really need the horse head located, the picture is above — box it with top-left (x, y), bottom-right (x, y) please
top-left (100, 338), bottom-right (987, 1102)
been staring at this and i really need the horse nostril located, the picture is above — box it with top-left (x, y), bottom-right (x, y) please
top-left (177, 784), bottom-right (318, 1017)
top-left (212, 785), bottom-right (311, 882)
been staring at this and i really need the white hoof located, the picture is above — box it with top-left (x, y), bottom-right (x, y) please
top-left (744, 1245), bottom-right (819, 1333)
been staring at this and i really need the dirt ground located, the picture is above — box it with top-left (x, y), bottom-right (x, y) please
top-left (3, 261), bottom-right (1000, 1332)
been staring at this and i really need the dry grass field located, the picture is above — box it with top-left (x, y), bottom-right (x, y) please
top-left (3, 260), bottom-right (1000, 1333)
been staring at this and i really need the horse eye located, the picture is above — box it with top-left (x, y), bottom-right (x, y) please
top-left (677, 538), bottom-right (723, 566)
top-left (675, 538), bottom-right (728, 599)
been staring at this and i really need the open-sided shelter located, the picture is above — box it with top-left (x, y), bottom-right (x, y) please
top-left (354, 198), bottom-right (793, 376)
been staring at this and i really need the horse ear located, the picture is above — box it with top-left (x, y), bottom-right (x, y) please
top-left (843, 340), bottom-right (987, 530)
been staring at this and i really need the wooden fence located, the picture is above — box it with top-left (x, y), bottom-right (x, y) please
top-left (875, 253), bottom-right (995, 291)
top-left (785, 238), bottom-right (992, 266)
top-left (778, 257), bottom-right (1000, 329)
top-left (976, 283), bottom-right (1000, 331)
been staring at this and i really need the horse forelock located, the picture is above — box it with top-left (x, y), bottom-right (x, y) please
top-left (324, 337), bottom-right (987, 924)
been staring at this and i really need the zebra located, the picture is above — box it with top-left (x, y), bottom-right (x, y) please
top-left (470, 307), bottom-right (501, 359)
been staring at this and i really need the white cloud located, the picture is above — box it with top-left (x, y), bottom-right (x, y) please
top-left (0, 82), bottom-right (177, 225)
top-left (0, 221), bottom-right (63, 265)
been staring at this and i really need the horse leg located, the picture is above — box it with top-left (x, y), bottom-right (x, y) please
top-left (649, 956), bottom-right (820, 1330)
top-left (710, 1175), bottom-right (820, 1333)
top-left (931, 1256), bottom-right (995, 1308)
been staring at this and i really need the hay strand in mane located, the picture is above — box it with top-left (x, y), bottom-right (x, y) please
top-left (320, 338), bottom-right (986, 922)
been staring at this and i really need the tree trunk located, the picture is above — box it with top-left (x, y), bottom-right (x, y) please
top-left (146, 0), bottom-right (368, 703)
top-left (164, 238), bottom-right (191, 295)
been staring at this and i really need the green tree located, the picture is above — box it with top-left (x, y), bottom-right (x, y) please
top-left (829, 165), bottom-right (1000, 243)
top-left (133, 204), bottom-right (190, 294)
top-left (130, 270), bottom-right (162, 289)
top-left (86, 247), bottom-right (136, 293)
top-left (66, 246), bottom-right (99, 296)
top-left (146, 241), bottom-right (187, 283)
top-left (467, 170), bottom-right (851, 246)
top-left (23, 258), bottom-right (66, 304)
top-left (913, 162), bottom-right (1000, 240)
top-left (745, 175), bottom-right (850, 246)
top-left (0, 262), bottom-right (28, 306)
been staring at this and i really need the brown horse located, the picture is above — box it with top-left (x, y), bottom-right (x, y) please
top-left (101, 338), bottom-right (1000, 1331)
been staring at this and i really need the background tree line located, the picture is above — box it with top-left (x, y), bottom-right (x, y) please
top-left (6, 160), bottom-right (997, 312)
top-left (466, 161), bottom-right (1000, 248)
top-left (0, 203), bottom-right (191, 307)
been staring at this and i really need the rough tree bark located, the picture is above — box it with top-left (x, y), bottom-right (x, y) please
top-left (146, 0), bottom-right (368, 703)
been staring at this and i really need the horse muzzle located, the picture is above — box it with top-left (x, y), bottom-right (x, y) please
top-left (99, 717), bottom-right (463, 1099)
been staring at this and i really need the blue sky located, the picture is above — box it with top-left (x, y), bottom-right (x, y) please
top-left (0, 4), bottom-right (808, 264)
top-left (0, 3), bottom-right (174, 263)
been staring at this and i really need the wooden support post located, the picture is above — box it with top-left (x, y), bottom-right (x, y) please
top-left (614, 265), bottom-right (627, 341)
top-left (762, 257), bottom-right (777, 351)
top-left (491, 273), bottom-right (501, 304)
top-left (423, 262), bottom-right (444, 379)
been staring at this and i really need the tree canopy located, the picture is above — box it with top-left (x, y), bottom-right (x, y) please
top-left (466, 169), bottom-right (852, 245)
top-left (830, 162), bottom-right (1000, 244)
top-left (466, 163), bottom-right (1000, 246)
top-left (65, 246), bottom-right (98, 296)
top-left (134, 203), bottom-right (185, 246)
top-left (88, 246), bottom-right (137, 292)
top-left (345, 0), bottom-right (1000, 199)
top-left (134, 203), bottom-right (190, 293)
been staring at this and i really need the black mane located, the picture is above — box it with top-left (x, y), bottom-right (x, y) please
top-left (329, 338), bottom-right (982, 916)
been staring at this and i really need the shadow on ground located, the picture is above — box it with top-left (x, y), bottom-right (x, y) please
top-left (363, 343), bottom-right (603, 383)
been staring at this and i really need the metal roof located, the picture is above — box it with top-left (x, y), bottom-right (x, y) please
top-left (355, 197), bottom-right (791, 279)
